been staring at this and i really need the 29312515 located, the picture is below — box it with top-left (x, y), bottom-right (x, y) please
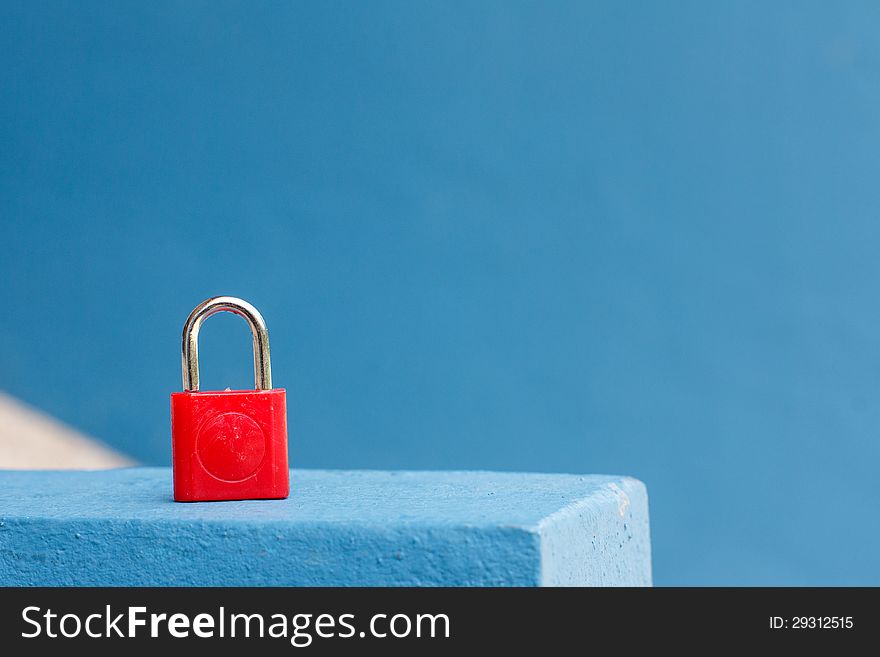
top-left (770, 616), bottom-right (853, 630)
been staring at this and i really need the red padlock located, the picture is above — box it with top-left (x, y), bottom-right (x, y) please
top-left (171, 296), bottom-right (289, 502)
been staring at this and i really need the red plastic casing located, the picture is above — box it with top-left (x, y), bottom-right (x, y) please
top-left (170, 388), bottom-right (289, 502)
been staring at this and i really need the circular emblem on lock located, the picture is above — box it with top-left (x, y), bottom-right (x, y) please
top-left (197, 412), bottom-right (267, 482)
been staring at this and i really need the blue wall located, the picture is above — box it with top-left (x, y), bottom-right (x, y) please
top-left (2, 1), bottom-right (879, 585)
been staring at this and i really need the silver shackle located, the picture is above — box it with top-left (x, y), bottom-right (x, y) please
top-left (181, 296), bottom-right (272, 392)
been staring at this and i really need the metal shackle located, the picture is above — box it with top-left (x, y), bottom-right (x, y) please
top-left (181, 296), bottom-right (272, 392)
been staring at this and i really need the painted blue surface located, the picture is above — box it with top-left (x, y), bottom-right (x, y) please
top-left (2, 2), bottom-right (880, 586)
top-left (0, 468), bottom-right (651, 586)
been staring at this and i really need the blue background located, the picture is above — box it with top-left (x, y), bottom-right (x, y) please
top-left (2, 1), bottom-right (879, 585)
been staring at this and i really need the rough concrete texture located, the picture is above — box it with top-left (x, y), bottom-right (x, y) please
top-left (0, 468), bottom-right (651, 586)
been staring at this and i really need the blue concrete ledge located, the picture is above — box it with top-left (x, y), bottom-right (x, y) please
top-left (0, 468), bottom-right (651, 586)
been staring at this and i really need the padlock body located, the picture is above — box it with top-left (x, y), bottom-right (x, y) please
top-left (171, 388), bottom-right (288, 502)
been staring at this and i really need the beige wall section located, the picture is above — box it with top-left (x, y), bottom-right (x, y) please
top-left (0, 392), bottom-right (134, 469)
